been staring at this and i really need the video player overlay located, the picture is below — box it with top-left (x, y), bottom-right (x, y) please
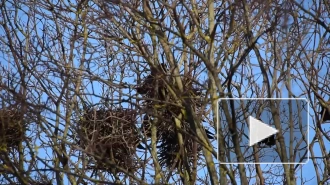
top-left (217, 99), bottom-right (309, 164)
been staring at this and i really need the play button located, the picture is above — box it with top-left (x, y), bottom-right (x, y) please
top-left (217, 98), bottom-right (309, 164)
top-left (249, 116), bottom-right (278, 147)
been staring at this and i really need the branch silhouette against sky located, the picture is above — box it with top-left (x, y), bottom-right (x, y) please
top-left (0, 0), bottom-right (329, 184)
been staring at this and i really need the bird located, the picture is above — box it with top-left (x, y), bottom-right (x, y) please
top-left (258, 134), bottom-right (276, 147)
top-left (136, 143), bottom-right (146, 150)
top-left (255, 118), bottom-right (276, 147)
top-left (205, 128), bottom-right (215, 139)
top-left (319, 101), bottom-right (330, 123)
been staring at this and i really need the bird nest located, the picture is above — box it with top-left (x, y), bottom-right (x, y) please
top-left (31, 179), bottom-right (52, 185)
top-left (156, 116), bottom-right (214, 168)
top-left (0, 107), bottom-right (26, 149)
top-left (77, 106), bottom-right (140, 171)
top-left (136, 67), bottom-right (204, 138)
top-left (157, 125), bottom-right (204, 169)
top-left (135, 64), bottom-right (211, 168)
top-left (135, 72), bottom-right (203, 106)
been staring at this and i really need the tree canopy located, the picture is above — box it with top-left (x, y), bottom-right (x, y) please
top-left (0, 0), bottom-right (329, 184)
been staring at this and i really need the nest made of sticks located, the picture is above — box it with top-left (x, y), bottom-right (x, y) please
top-left (0, 107), bottom-right (26, 149)
top-left (135, 71), bottom-right (203, 106)
top-left (140, 95), bottom-right (207, 169)
top-left (137, 72), bottom-right (204, 138)
top-left (77, 106), bottom-right (140, 171)
top-left (31, 180), bottom-right (52, 185)
top-left (157, 123), bottom-right (204, 169)
top-left (135, 64), bottom-right (211, 168)
top-left (135, 63), bottom-right (168, 96)
top-left (155, 114), bottom-right (215, 168)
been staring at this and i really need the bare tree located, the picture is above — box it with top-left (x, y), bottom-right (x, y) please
top-left (0, 0), bottom-right (329, 184)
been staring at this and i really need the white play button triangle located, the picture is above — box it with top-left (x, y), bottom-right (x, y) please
top-left (249, 116), bottom-right (278, 146)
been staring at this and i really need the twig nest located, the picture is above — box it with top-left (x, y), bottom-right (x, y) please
top-left (0, 107), bottom-right (26, 149)
top-left (77, 106), bottom-right (140, 171)
top-left (135, 63), bottom-right (168, 98)
top-left (135, 64), bottom-right (208, 169)
top-left (158, 130), bottom-right (203, 169)
top-left (137, 73), bottom-right (204, 138)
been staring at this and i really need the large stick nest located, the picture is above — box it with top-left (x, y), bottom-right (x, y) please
top-left (136, 64), bottom-right (204, 137)
top-left (135, 63), bottom-right (212, 168)
top-left (77, 106), bottom-right (140, 171)
top-left (0, 107), bottom-right (26, 149)
top-left (158, 132), bottom-right (204, 169)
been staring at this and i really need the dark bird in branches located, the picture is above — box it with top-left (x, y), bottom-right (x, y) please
top-left (205, 128), bottom-right (215, 139)
top-left (256, 118), bottom-right (276, 147)
top-left (258, 134), bottom-right (276, 147)
top-left (319, 101), bottom-right (330, 123)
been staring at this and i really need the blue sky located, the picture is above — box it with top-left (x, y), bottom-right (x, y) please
top-left (0, 0), bottom-right (329, 184)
